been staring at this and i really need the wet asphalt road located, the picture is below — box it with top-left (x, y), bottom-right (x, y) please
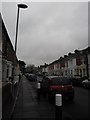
top-left (12, 75), bottom-right (89, 120)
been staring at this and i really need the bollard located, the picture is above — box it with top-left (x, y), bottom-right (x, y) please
top-left (55, 94), bottom-right (62, 120)
top-left (37, 81), bottom-right (41, 100)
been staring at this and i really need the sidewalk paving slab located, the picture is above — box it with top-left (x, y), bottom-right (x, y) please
top-left (12, 76), bottom-right (74, 120)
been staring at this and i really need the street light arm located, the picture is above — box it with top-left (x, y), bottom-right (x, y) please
top-left (18, 4), bottom-right (28, 8)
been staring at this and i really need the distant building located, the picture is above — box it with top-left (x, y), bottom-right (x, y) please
top-left (48, 62), bottom-right (54, 75)
top-left (39, 47), bottom-right (89, 78)
top-left (53, 59), bottom-right (60, 75)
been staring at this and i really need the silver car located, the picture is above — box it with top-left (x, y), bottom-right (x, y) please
top-left (82, 79), bottom-right (90, 89)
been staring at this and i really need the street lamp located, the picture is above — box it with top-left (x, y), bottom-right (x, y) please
top-left (12, 3), bottom-right (28, 98)
top-left (14, 3), bottom-right (28, 79)
top-left (15, 3), bottom-right (28, 54)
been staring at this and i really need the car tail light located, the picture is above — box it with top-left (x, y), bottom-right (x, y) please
top-left (62, 85), bottom-right (64, 88)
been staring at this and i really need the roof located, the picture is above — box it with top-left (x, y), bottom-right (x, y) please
top-left (1, 14), bottom-right (18, 62)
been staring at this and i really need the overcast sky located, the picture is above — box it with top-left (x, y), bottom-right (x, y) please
top-left (1, 1), bottom-right (88, 66)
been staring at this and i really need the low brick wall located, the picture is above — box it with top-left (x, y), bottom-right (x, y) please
top-left (2, 83), bottom-right (12, 105)
top-left (2, 82), bottom-right (19, 118)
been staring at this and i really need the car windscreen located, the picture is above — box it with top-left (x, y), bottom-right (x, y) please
top-left (50, 77), bottom-right (71, 85)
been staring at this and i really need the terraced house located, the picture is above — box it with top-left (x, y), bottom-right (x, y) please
top-left (2, 16), bottom-right (20, 84)
top-left (1, 14), bottom-right (21, 118)
top-left (40, 47), bottom-right (90, 79)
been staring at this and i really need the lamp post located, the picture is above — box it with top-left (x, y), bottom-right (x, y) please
top-left (15, 4), bottom-right (28, 54)
top-left (12, 3), bottom-right (28, 98)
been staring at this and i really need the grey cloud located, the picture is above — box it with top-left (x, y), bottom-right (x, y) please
top-left (2, 2), bottom-right (88, 66)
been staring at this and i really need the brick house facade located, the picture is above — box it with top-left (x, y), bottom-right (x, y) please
top-left (39, 47), bottom-right (89, 78)
top-left (1, 14), bottom-right (20, 84)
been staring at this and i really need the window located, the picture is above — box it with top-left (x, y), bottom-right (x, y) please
top-left (77, 69), bottom-right (79, 75)
top-left (71, 70), bottom-right (72, 75)
top-left (65, 70), bottom-right (67, 76)
top-left (83, 69), bottom-right (85, 76)
top-left (80, 69), bottom-right (82, 76)
top-left (50, 77), bottom-right (71, 85)
top-left (7, 65), bottom-right (9, 78)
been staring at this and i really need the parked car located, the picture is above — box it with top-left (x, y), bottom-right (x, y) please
top-left (41, 76), bottom-right (74, 102)
top-left (25, 73), bottom-right (29, 79)
top-left (82, 79), bottom-right (90, 89)
top-left (70, 76), bottom-right (83, 86)
top-left (37, 74), bottom-right (43, 82)
top-left (28, 74), bottom-right (37, 81)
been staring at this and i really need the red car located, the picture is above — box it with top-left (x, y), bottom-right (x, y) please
top-left (41, 76), bottom-right (74, 102)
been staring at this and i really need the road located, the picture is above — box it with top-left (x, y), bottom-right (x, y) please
top-left (62, 86), bottom-right (89, 120)
top-left (12, 76), bottom-right (89, 120)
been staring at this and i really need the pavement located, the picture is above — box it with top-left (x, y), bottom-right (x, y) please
top-left (11, 75), bottom-right (75, 120)
top-left (11, 76), bottom-right (56, 120)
